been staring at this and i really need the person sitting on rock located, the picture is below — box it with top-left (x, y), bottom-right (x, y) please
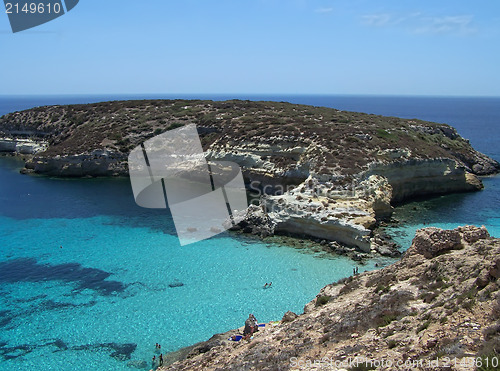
top-left (251, 314), bottom-right (259, 332)
top-left (243, 314), bottom-right (255, 336)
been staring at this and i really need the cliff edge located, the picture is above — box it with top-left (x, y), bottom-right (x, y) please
top-left (1, 100), bottom-right (498, 251)
top-left (0, 100), bottom-right (497, 180)
top-left (160, 226), bottom-right (500, 371)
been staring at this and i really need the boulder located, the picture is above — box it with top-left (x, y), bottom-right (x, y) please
top-left (281, 311), bottom-right (298, 323)
top-left (457, 225), bottom-right (490, 243)
top-left (489, 258), bottom-right (500, 279)
top-left (476, 269), bottom-right (491, 289)
top-left (229, 204), bottom-right (276, 237)
top-left (410, 227), bottom-right (463, 259)
top-left (188, 340), bottom-right (222, 357)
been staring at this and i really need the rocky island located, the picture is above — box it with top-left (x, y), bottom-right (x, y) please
top-left (1, 100), bottom-right (499, 369)
top-left (0, 99), bottom-right (498, 255)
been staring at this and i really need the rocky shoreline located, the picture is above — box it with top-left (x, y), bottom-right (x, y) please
top-left (159, 226), bottom-right (500, 370)
top-left (1, 101), bottom-right (499, 369)
top-left (0, 100), bottom-right (499, 255)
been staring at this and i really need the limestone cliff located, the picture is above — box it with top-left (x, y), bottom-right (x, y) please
top-left (160, 226), bottom-right (500, 371)
top-left (0, 100), bottom-right (498, 250)
top-left (0, 100), bottom-right (497, 182)
top-left (0, 137), bottom-right (48, 154)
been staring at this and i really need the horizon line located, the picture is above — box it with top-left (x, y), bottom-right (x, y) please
top-left (1, 93), bottom-right (500, 99)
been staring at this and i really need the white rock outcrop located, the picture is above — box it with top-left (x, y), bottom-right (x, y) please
top-left (0, 138), bottom-right (48, 154)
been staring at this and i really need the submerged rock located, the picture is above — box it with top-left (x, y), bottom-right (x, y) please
top-left (127, 360), bottom-right (148, 369)
top-left (168, 281), bottom-right (184, 288)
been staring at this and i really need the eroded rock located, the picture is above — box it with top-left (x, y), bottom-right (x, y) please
top-left (409, 227), bottom-right (463, 259)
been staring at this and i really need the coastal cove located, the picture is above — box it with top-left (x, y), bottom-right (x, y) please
top-left (0, 156), bottom-right (387, 371)
top-left (0, 95), bottom-right (499, 370)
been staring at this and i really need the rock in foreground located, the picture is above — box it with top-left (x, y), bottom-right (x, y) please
top-left (160, 226), bottom-right (500, 370)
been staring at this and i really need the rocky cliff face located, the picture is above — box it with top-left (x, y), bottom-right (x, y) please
top-left (0, 138), bottom-right (48, 155)
top-left (365, 158), bottom-right (483, 203)
top-left (160, 226), bottom-right (500, 371)
top-left (23, 150), bottom-right (127, 177)
top-left (0, 100), bottom-right (497, 182)
top-left (0, 100), bottom-right (498, 250)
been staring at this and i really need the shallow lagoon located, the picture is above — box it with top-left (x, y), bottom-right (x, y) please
top-left (0, 158), bottom-right (384, 370)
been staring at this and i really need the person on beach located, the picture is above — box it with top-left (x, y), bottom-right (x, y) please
top-left (159, 354), bottom-right (163, 366)
top-left (243, 314), bottom-right (255, 336)
top-left (251, 313), bottom-right (259, 332)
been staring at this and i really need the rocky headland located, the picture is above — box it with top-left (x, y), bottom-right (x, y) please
top-left (159, 226), bottom-right (500, 370)
top-left (0, 100), bottom-right (498, 254)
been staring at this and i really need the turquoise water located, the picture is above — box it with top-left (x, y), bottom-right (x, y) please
top-left (0, 157), bottom-right (378, 370)
top-left (385, 175), bottom-right (500, 249)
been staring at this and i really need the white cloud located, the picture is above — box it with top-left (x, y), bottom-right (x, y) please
top-left (361, 12), bottom-right (477, 36)
top-left (361, 14), bottom-right (391, 27)
top-left (315, 7), bottom-right (333, 14)
top-left (415, 15), bottom-right (476, 35)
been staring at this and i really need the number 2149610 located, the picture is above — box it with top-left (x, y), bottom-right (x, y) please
top-left (5, 2), bottom-right (62, 14)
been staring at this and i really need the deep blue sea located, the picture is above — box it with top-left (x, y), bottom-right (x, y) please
top-left (0, 95), bottom-right (499, 370)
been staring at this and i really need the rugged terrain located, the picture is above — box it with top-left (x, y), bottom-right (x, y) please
top-left (0, 99), bottom-right (497, 179)
top-left (0, 100), bottom-right (498, 251)
top-left (159, 226), bottom-right (500, 371)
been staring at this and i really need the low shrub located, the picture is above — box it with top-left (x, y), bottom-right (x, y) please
top-left (316, 296), bottom-right (331, 306)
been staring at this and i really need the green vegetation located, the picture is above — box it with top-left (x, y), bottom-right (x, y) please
top-left (375, 284), bottom-right (391, 294)
top-left (458, 288), bottom-right (477, 311)
top-left (380, 314), bottom-right (398, 327)
top-left (0, 99), bottom-right (489, 178)
top-left (376, 129), bottom-right (396, 140)
top-left (167, 122), bottom-right (184, 130)
top-left (417, 320), bottom-right (431, 333)
top-left (316, 295), bottom-right (331, 306)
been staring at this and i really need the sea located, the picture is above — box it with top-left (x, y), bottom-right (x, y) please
top-left (0, 95), bottom-right (499, 370)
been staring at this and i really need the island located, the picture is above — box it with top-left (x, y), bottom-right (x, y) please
top-left (0, 99), bottom-right (498, 256)
top-left (1, 100), bottom-right (499, 369)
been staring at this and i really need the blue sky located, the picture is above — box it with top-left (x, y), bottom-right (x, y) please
top-left (0, 0), bottom-right (499, 96)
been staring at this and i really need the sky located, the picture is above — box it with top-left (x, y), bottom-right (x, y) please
top-left (0, 0), bottom-right (499, 96)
